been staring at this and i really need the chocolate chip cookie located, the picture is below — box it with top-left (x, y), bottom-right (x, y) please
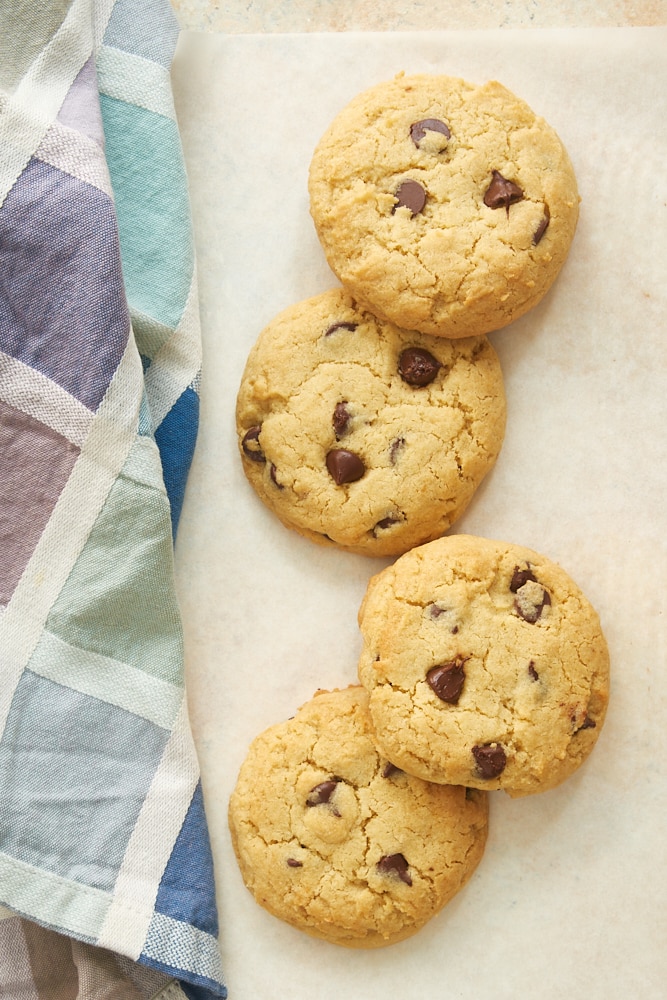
top-left (308, 73), bottom-right (579, 338)
top-left (357, 535), bottom-right (610, 797)
top-left (228, 686), bottom-right (489, 948)
top-left (236, 288), bottom-right (506, 556)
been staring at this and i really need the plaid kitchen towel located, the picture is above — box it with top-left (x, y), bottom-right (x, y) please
top-left (0, 0), bottom-right (225, 997)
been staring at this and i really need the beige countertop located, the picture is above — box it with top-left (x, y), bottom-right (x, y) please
top-left (171, 0), bottom-right (665, 32)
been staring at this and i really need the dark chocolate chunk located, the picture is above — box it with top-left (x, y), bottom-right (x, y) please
top-left (483, 170), bottom-right (524, 213)
top-left (332, 401), bottom-right (352, 438)
top-left (389, 436), bottom-right (405, 464)
top-left (286, 858), bottom-right (303, 867)
top-left (528, 661), bottom-right (540, 681)
top-left (326, 448), bottom-right (365, 485)
top-left (410, 118), bottom-right (451, 146)
top-left (472, 743), bottom-right (507, 779)
top-left (381, 762), bottom-right (402, 778)
top-left (324, 321), bottom-right (358, 337)
top-left (532, 205), bottom-right (551, 245)
top-left (241, 426), bottom-right (265, 463)
top-left (398, 347), bottom-right (441, 387)
top-left (377, 853), bottom-right (412, 886)
top-left (393, 179), bottom-right (426, 216)
top-left (510, 566), bottom-right (538, 592)
top-left (306, 779), bottom-right (340, 814)
top-left (427, 659), bottom-right (466, 704)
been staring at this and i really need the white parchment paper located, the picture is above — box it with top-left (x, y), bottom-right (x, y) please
top-left (171, 28), bottom-right (667, 1000)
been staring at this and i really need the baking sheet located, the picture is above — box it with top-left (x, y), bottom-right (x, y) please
top-left (171, 28), bottom-right (667, 1000)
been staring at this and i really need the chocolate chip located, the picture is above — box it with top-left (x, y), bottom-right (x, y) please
top-left (393, 179), bottom-right (426, 216)
top-left (398, 347), bottom-right (441, 386)
top-left (533, 205), bottom-right (551, 245)
top-left (332, 401), bottom-right (351, 438)
top-left (269, 463), bottom-right (283, 489)
top-left (577, 715), bottom-right (596, 732)
top-left (381, 762), bottom-right (402, 778)
top-left (515, 583), bottom-right (551, 624)
top-left (528, 661), bottom-right (540, 681)
top-left (510, 566), bottom-right (538, 592)
top-left (326, 448), bottom-right (365, 485)
top-left (427, 659), bottom-right (466, 704)
top-left (286, 858), bottom-right (303, 867)
top-left (427, 603), bottom-right (448, 620)
top-left (374, 514), bottom-right (401, 533)
top-left (389, 436), bottom-right (405, 464)
top-left (483, 170), bottom-right (524, 213)
top-left (376, 853), bottom-right (412, 886)
top-left (241, 426), bottom-right (265, 463)
top-left (472, 743), bottom-right (507, 779)
top-left (306, 779), bottom-right (340, 815)
top-left (410, 118), bottom-right (451, 146)
top-left (324, 321), bottom-right (357, 337)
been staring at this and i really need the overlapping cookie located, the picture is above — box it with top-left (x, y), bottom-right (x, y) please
top-left (357, 535), bottom-right (610, 797)
top-left (309, 73), bottom-right (579, 338)
top-left (228, 686), bottom-right (489, 948)
top-left (236, 288), bottom-right (506, 556)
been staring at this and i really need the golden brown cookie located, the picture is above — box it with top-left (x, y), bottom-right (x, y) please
top-left (308, 73), bottom-right (579, 338)
top-left (228, 686), bottom-right (489, 948)
top-left (357, 535), bottom-right (610, 797)
top-left (236, 288), bottom-right (506, 556)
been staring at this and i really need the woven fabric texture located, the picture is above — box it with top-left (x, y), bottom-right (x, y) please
top-left (0, 1), bottom-right (225, 997)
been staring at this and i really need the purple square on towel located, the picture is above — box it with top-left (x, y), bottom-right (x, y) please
top-left (0, 400), bottom-right (80, 606)
top-left (0, 158), bottom-right (129, 411)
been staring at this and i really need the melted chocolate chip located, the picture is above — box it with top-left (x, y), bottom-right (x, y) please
top-left (398, 347), bottom-right (441, 386)
top-left (381, 762), bottom-right (403, 778)
top-left (241, 426), bottom-right (265, 463)
top-left (389, 436), bottom-right (405, 464)
top-left (510, 566), bottom-right (538, 592)
top-left (427, 603), bottom-right (448, 620)
top-left (393, 179), bottom-right (426, 216)
top-left (410, 118), bottom-right (451, 146)
top-left (269, 464), bottom-right (283, 489)
top-left (326, 448), bottom-right (365, 485)
top-left (306, 780), bottom-right (340, 815)
top-left (528, 661), bottom-right (540, 681)
top-left (533, 205), bottom-right (551, 246)
top-left (286, 858), bottom-right (303, 867)
top-left (324, 321), bottom-right (358, 337)
top-left (427, 659), bottom-right (466, 704)
top-left (472, 743), bottom-right (507, 779)
top-left (374, 514), bottom-right (401, 533)
top-left (577, 715), bottom-right (597, 732)
top-left (483, 170), bottom-right (524, 213)
top-left (377, 853), bottom-right (412, 886)
top-left (332, 401), bottom-right (352, 438)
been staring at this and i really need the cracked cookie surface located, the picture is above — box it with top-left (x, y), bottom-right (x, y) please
top-left (357, 535), bottom-right (610, 797)
top-left (308, 73), bottom-right (579, 338)
top-left (228, 686), bottom-right (488, 948)
top-left (236, 288), bottom-right (506, 556)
